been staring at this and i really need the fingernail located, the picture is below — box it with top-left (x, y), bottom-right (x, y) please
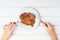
top-left (41, 20), bottom-right (42, 22)
top-left (10, 22), bottom-right (12, 24)
top-left (41, 21), bottom-right (43, 23)
top-left (41, 21), bottom-right (48, 27)
top-left (5, 24), bottom-right (7, 26)
top-left (41, 21), bottom-right (44, 23)
top-left (45, 24), bottom-right (48, 27)
top-left (13, 22), bottom-right (16, 24)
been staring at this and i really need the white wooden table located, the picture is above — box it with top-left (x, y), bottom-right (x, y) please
top-left (0, 0), bottom-right (60, 40)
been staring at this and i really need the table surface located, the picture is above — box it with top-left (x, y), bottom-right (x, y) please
top-left (0, 0), bottom-right (60, 40)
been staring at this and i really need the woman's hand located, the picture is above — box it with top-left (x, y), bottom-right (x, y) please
top-left (41, 21), bottom-right (58, 40)
top-left (1, 22), bottom-right (16, 40)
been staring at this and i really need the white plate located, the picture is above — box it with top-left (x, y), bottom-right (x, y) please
top-left (16, 7), bottom-right (41, 30)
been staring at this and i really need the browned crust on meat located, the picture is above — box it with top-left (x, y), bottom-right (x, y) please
top-left (20, 12), bottom-right (35, 27)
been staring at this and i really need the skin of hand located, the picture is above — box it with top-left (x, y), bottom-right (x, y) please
top-left (41, 21), bottom-right (58, 40)
top-left (1, 22), bottom-right (16, 40)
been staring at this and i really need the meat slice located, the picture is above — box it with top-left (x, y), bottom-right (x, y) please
top-left (20, 12), bottom-right (35, 26)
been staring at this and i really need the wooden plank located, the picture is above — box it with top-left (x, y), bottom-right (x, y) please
top-left (0, 8), bottom-right (60, 17)
top-left (41, 16), bottom-right (60, 26)
top-left (36, 8), bottom-right (60, 16)
top-left (0, 25), bottom-right (60, 35)
top-left (9, 35), bottom-right (60, 40)
top-left (0, 0), bottom-right (60, 7)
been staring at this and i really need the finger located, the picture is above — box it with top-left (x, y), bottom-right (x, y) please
top-left (41, 21), bottom-right (48, 29)
top-left (46, 23), bottom-right (54, 29)
top-left (10, 22), bottom-right (16, 32)
top-left (42, 21), bottom-right (49, 31)
top-left (41, 21), bottom-right (48, 27)
top-left (8, 22), bottom-right (13, 30)
top-left (48, 23), bottom-right (53, 27)
top-left (3, 24), bottom-right (8, 30)
top-left (9, 22), bottom-right (12, 26)
top-left (7, 22), bottom-right (12, 29)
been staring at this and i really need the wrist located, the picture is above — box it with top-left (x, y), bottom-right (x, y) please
top-left (49, 32), bottom-right (58, 40)
top-left (52, 38), bottom-right (58, 40)
top-left (1, 35), bottom-right (8, 40)
top-left (51, 35), bottom-right (58, 40)
top-left (1, 37), bottom-right (8, 40)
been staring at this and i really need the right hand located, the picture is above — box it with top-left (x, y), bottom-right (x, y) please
top-left (41, 21), bottom-right (58, 40)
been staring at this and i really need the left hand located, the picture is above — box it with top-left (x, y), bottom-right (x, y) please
top-left (1, 22), bottom-right (16, 40)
